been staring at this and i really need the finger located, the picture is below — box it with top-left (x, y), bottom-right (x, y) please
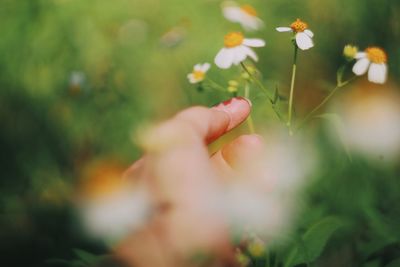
top-left (212, 134), bottom-right (264, 173)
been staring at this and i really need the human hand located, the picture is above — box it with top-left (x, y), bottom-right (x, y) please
top-left (116, 97), bottom-right (265, 267)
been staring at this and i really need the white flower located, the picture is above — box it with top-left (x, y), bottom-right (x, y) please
top-left (352, 47), bottom-right (388, 84)
top-left (187, 63), bottom-right (211, 84)
top-left (222, 1), bottom-right (263, 31)
top-left (214, 32), bottom-right (265, 69)
top-left (276, 19), bottom-right (314, 50)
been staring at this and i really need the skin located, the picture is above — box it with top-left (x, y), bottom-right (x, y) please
top-left (116, 97), bottom-right (265, 267)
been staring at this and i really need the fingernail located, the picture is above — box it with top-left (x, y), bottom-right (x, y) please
top-left (212, 97), bottom-right (252, 130)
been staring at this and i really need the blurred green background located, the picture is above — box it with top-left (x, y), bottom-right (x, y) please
top-left (1, 0), bottom-right (400, 266)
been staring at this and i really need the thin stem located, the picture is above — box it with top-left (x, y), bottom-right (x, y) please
top-left (240, 62), bottom-right (273, 101)
top-left (244, 82), bottom-right (255, 133)
top-left (295, 76), bottom-right (357, 132)
top-left (206, 78), bottom-right (227, 92)
top-left (287, 45), bottom-right (298, 132)
top-left (240, 62), bottom-right (284, 122)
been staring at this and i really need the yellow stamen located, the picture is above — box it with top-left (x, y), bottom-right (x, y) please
top-left (192, 70), bottom-right (205, 81)
top-left (224, 32), bottom-right (244, 48)
top-left (290, 18), bottom-right (308, 33)
top-left (241, 4), bottom-right (257, 17)
top-left (366, 47), bottom-right (387, 64)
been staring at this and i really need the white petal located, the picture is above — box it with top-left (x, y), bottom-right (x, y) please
top-left (368, 63), bottom-right (387, 84)
top-left (276, 27), bottom-right (292, 32)
top-left (242, 46), bottom-right (258, 61)
top-left (243, 38), bottom-right (265, 47)
top-left (295, 32), bottom-right (314, 50)
top-left (222, 6), bottom-right (243, 23)
top-left (352, 58), bottom-right (370, 76)
top-left (194, 64), bottom-right (202, 71)
top-left (187, 74), bottom-right (197, 84)
top-left (355, 52), bottom-right (367, 59)
top-left (201, 63), bottom-right (211, 72)
top-left (232, 46), bottom-right (248, 65)
top-left (304, 29), bottom-right (314, 37)
top-left (240, 16), bottom-right (264, 31)
top-left (215, 48), bottom-right (234, 69)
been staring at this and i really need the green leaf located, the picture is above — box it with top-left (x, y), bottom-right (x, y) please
top-left (72, 249), bottom-right (99, 265)
top-left (284, 217), bottom-right (344, 267)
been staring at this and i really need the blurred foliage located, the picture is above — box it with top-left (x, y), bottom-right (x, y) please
top-left (0, 0), bottom-right (400, 266)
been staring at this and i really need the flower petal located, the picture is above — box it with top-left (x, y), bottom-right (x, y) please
top-left (243, 38), bottom-right (265, 47)
top-left (232, 46), bottom-right (248, 65)
top-left (187, 74), bottom-right (197, 84)
top-left (295, 32), bottom-right (314, 50)
top-left (242, 46), bottom-right (258, 61)
top-left (222, 6), bottom-right (243, 23)
top-left (368, 63), bottom-right (387, 84)
top-left (276, 27), bottom-right (292, 32)
top-left (355, 52), bottom-right (366, 59)
top-left (215, 48), bottom-right (234, 69)
top-left (194, 64), bottom-right (202, 71)
top-left (201, 63), bottom-right (211, 72)
top-left (240, 16), bottom-right (264, 31)
top-left (352, 58), bottom-right (370, 76)
top-left (304, 29), bottom-right (314, 38)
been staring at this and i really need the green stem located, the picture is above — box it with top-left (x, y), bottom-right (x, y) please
top-left (240, 62), bottom-right (273, 101)
top-left (240, 62), bottom-right (284, 122)
top-left (295, 76), bottom-right (357, 132)
top-left (287, 45), bottom-right (298, 133)
top-left (206, 78), bottom-right (226, 92)
top-left (244, 82), bottom-right (255, 133)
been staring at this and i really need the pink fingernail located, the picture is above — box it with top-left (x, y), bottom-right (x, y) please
top-left (212, 97), bottom-right (252, 130)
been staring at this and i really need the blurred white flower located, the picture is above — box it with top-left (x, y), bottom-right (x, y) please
top-left (80, 188), bottom-right (151, 243)
top-left (222, 1), bottom-right (264, 31)
top-left (276, 19), bottom-right (314, 50)
top-left (215, 32), bottom-right (265, 69)
top-left (352, 47), bottom-right (388, 84)
top-left (334, 86), bottom-right (400, 162)
top-left (221, 131), bottom-right (316, 238)
top-left (187, 63), bottom-right (210, 84)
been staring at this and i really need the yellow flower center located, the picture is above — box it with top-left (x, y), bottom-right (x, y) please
top-left (366, 47), bottom-right (387, 64)
top-left (290, 18), bottom-right (308, 33)
top-left (192, 70), bottom-right (205, 81)
top-left (224, 32), bottom-right (244, 48)
top-left (240, 4), bottom-right (258, 17)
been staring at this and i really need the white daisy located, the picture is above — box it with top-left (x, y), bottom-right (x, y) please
top-left (222, 1), bottom-right (264, 31)
top-left (276, 19), bottom-right (314, 51)
top-left (214, 32), bottom-right (265, 69)
top-left (187, 63), bottom-right (211, 84)
top-left (352, 47), bottom-right (388, 84)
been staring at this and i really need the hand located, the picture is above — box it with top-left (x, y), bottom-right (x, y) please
top-left (116, 97), bottom-right (265, 267)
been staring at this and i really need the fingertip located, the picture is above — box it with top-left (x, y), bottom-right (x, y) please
top-left (212, 97), bottom-right (252, 131)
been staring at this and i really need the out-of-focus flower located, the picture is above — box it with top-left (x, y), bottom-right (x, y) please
top-left (187, 63), bottom-right (210, 84)
top-left (352, 47), bottom-right (388, 84)
top-left (160, 26), bottom-right (187, 48)
top-left (77, 161), bottom-right (151, 243)
top-left (222, 1), bottom-right (264, 31)
top-left (276, 19), bottom-right (314, 50)
top-left (248, 237), bottom-right (266, 257)
top-left (343, 44), bottom-right (358, 60)
top-left (215, 32), bottom-right (265, 69)
top-left (69, 71), bottom-right (86, 95)
top-left (333, 85), bottom-right (400, 162)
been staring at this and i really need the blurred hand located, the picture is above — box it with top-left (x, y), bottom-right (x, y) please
top-left (116, 97), bottom-right (265, 267)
